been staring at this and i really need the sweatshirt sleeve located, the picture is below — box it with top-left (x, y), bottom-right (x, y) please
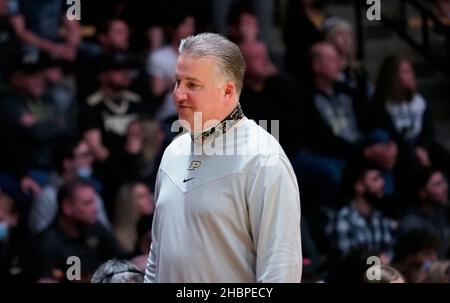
top-left (144, 169), bottom-right (161, 283)
top-left (246, 153), bottom-right (302, 282)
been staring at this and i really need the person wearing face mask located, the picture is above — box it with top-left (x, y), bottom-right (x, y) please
top-left (28, 137), bottom-right (111, 235)
top-left (326, 161), bottom-right (397, 260)
top-left (399, 168), bottom-right (450, 258)
top-left (0, 192), bottom-right (22, 282)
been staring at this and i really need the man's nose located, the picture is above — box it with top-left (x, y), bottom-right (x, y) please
top-left (174, 85), bottom-right (187, 102)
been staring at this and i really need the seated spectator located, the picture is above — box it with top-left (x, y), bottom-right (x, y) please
top-left (399, 168), bottom-right (449, 258)
top-left (42, 55), bottom-right (77, 135)
top-left (0, 52), bottom-right (73, 188)
top-left (30, 178), bottom-right (122, 282)
top-left (9, 0), bottom-right (80, 62)
top-left (370, 55), bottom-right (450, 177)
top-left (119, 118), bottom-right (165, 189)
top-left (326, 162), bottom-right (396, 260)
top-left (91, 259), bottom-right (143, 283)
top-left (323, 16), bottom-right (372, 105)
top-left (362, 129), bottom-right (399, 197)
top-left (239, 39), bottom-right (299, 156)
top-left (0, 192), bottom-right (23, 282)
top-left (283, 0), bottom-right (326, 86)
top-left (28, 137), bottom-right (110, 235)
top-left (113, 182), bottom-right (154, 254)
top-left (292, 42), bottom-right (366, 213)
top-left (227, 4), bottom-right (260, 44)
top-left (77, 18), bottom-right (131, 101)
top-left (80, 52), bottom-right (145, 163)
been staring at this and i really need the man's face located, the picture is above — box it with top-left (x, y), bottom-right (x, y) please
top-left (107, 20), bottom-right (129, 51)
top-left (362, 170), bottom-right (385, 199)
top-left (174, 54), bottom-right (229, 131)
top-left (313, 45), bottom-right (342, 81)
top-left (241, 41), bottom-right (275, 80)
top-left (174, 16), bottom-right (195, 42)
top-left (364, 141), bottom-right (398, 170)
top-left (14, 72), bottom-right (46, 99)
top-left (72, 141), bottom-right (94, 172)
top-left (102, 69), bottom-right (131, 90)
top-left (423, 172), bottom-right (448, 205)
top-left (330, 28), bottom-right (354, 57)
top-left (66, 186), bottom-right (97, 225)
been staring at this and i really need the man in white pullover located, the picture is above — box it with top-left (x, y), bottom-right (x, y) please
top-left (144, 32), bottom-right (302, 283)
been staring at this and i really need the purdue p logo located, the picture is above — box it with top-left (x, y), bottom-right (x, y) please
top-left (188, 161), bottom-right (201, 170)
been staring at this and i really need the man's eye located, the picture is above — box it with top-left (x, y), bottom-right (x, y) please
top-left (187, 82), bottom-right (199, 89)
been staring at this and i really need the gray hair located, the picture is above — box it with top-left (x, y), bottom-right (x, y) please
top-left (91, 259), bottom-right (144, 283)
top-left (178, 32), bottom-right (246, 95)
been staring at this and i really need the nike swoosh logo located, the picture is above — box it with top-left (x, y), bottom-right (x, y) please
top-left (183, 177), bottom-right (195, 183)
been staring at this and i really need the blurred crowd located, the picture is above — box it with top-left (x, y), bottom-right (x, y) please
top-left (0, 0), bottom-right (449, 283)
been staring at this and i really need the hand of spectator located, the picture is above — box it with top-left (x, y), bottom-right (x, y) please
top-left (50, 43), bottom-right (77, 62)
top-left (21, 176), bottom-right (42, 196)
top-left (20, 113), bottom-right (37, 127)
top-left (84, 129), bottom-right (110, 162)
top-left (415, 147), bottom-right (431, 167)
top-left (125, 120), bottom-right (143, 154)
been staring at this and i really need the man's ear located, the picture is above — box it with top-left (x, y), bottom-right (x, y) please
top-left (355, 180), bottom-right (365, 195)
top-left (61, 199), bottom-right (72, 216)
top-left (223, 81), bottom-right (235, 101)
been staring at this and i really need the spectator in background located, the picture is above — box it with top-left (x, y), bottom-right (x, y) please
top-left (28, 137), bottom-right (110, 235)
top-left (434, 0), bottom-right (450, 20)
top-left (370, 55), bottom-right (450, 177)
top-left (283, 0), bottom-right (326, 87)
top-left (120, 119), bottom-right (165, 189)
top-left (146, 9), bottom-right (196, 123)
top-left (0, 192), bottom-right (23, 282)
top-left (30, 178), bottom-right (122, 282)
top-left (42, 56), bottom-right (77, 135)
top-left (399, 168), bottom-right (449, 258)
top-left (113, 182), bottom-right (154, 254)
top-left (9, 0), bottom-right (80, 62)
top-left (0, 52), bottom-right (73, 189)
top-left (326, 162), bottom-right (395, 261)
top-left (80, 52), bottom-right (145, 163)
top-left (91, 259), bottom-right (143, 283)
top-left (239, 39), bottom-right (299, 157)
top-left (227, 4), bottom-right (260, 44)
top-left (324, 17), bottom-right (372, 106)
top-left (292, 42), bottom-right (366, 215)
top-left (77, 18), bottom-right (131, 102)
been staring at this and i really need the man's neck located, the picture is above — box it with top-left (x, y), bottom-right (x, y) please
top-left (353, 195), bottom-right (372, 216)
top-left (57, 216), bottom-right (80, 238)
top-left (101, 86), bottom-right (122, 100)
top-left (315, 77), bottom-right (334, 95)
